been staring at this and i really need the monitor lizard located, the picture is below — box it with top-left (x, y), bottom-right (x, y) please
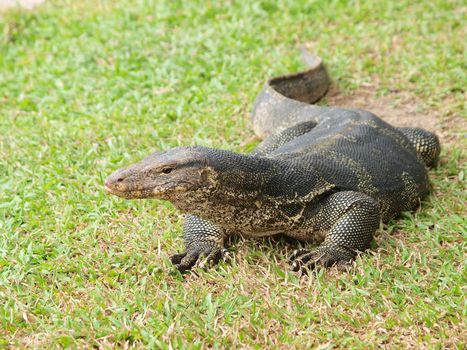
top-left (105, 50), bottom-right (440, 273)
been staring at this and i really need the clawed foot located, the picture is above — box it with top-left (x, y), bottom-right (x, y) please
top-left (289, 247), bottom-right (354, 274)
top-left (170, 246), bottom-right (230, 272)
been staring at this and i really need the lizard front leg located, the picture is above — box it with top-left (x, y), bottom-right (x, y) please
top-left (170, 215), bottom-right (229, 272)
top-left (290, 191), bottom-right (380, 272)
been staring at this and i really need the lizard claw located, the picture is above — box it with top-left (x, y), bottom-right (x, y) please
top-left (170, 246), bottom-right (228, 272)
top-left (169, 252), bottom-right (187, 265)
top-left (289, 247), bottom-right (354, 274)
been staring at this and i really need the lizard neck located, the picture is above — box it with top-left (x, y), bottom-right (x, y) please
top-left (171, 147), bottom-right (331, 232)
top-left (171, 147), bottom-right (284, 209)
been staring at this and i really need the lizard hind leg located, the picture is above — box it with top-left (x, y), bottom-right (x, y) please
top-left (290, 191), bottom-right (380, 273)
top-left (398, 127), bottom-right (441, 168)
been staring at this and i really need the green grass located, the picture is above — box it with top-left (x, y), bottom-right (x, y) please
top-left (0, 0), bottom-right (465, 348)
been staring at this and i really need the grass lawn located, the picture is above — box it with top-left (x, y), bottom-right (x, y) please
top-left (0, 0), bottom-right (465, 348)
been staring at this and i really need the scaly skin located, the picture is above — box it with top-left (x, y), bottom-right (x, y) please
top-left (105, 51), bottom-right (440, 273)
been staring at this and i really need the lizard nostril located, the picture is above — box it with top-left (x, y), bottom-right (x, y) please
top-left (117, 178), bottom-right (124, 182)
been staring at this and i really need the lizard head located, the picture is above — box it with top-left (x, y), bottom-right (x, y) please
top-left (104, 147), bottom-right (217, 201)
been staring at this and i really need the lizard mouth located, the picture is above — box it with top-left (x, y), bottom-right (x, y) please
top-left (105, 182), bottom-right (190, 199)
top-left (105, 184), bottom-right (123, 196)
top-left (104, 185), bottom-right (144, 198)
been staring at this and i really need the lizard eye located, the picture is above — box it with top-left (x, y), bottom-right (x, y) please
top-left (161, 167), bottom-right (174, 174)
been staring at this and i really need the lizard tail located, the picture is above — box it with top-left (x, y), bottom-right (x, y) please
top-left (251, 49), bottom-right (331, 139)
